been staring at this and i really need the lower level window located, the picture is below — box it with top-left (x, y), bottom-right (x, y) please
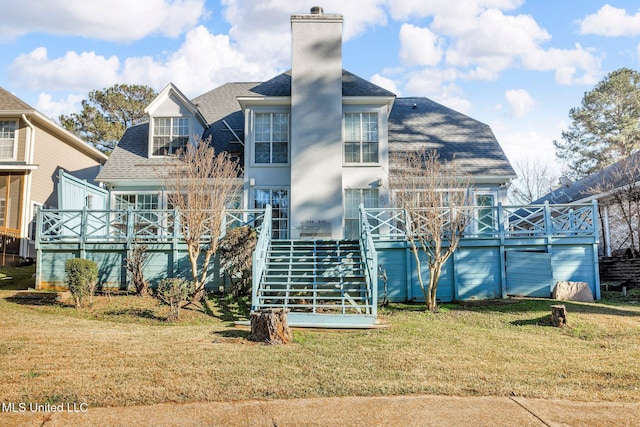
top-left (345, 188), bottom-right (379, 239)
top-left (254, 189), bottom-right (288, 239)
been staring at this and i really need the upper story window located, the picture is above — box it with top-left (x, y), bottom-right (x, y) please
top-left (344, 112), bottom-right (378, 163)
top-left (152, 117), bottom-right (189, 156)
top-left (0, 120), bottom-right (17, 159)
top-left (255, 112), bottom-right (288, 164)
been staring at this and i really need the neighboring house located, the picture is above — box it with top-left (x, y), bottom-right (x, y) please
top-left (534, 152), bottom-right (640, 257)
top-left (96, 8), bottom-right (516, 238)
top-left (0, 87), bottom-right (108, 261)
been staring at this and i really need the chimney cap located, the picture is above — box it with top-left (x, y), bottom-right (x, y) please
top-left (310, 6), bottom-right (323, 14)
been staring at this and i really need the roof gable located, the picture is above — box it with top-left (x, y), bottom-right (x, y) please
top-left (0, 86), bottom-right (35, 112)
top-left (145, 82), bottom-right (207, 127)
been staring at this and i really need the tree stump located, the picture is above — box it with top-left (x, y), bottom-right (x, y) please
top-left (551, 304), bottom-right (568, 327)
top-left (247, 308), bottom-right (292, 344)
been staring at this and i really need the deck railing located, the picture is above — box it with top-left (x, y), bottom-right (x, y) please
top-left (361, 201), bottom-right (598, 241)
top-left (359, 204), bottom-right (378, 317)
top-left (36, 207), bottom-right (267, 247)
top-left (251, 205), bottom-right (272, 311)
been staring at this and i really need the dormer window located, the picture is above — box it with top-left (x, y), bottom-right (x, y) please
top-left (152, 117), bottom-right (189, 156)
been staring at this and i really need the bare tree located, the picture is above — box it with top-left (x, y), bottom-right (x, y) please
top-left (587, 154), bottom-right (640, 257)
top-left (159, 138), bottom-right (242, 303)
top-left (390, 149), bottom-right (473, 312)
top-left (508, 159), bottom-right (558, 205)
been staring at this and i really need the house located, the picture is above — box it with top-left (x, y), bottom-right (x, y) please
top-left (96, 7), bottom-right (516, 238)
top-left (534, 152), bottom-right (640, 258)
top-left (36, 8), bottom-right (601, 326)
top-left (0, 86), bottom-right (108, 262)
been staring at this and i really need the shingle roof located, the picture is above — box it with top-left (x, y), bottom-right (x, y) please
top-left (388, 97), bottom-right (515, 178)
top-left (533, 151), bottom-right (640, 204)
top-left (0, 86), bottom-right (35, 112)
top-left (98, 72), bottom-right (512, 183)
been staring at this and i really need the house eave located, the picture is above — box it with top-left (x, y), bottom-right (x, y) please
top-left (237, 96), bottom-right (292, 111)
top-left (343, 96), bottom-right (395, 116)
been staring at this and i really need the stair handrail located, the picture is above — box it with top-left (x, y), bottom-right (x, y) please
top-left (251, 204), bottom-right (272, 311)
top-left (359, 204), bottom-right (378, 316)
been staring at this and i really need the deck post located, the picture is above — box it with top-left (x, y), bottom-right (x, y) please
top-left (172, 208), bottom-right (180, 278)
top-left (591, 199), bottom-right (601, 300)
top-left (80, 206), bottom-right (87, 259)
top-left (497, 203), bottom-right (507, 298)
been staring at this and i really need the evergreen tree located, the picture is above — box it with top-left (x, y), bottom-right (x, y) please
top-left (59, 84), bottom-right (157, 154)
top-left (554, 68), bottom-right (640, 179)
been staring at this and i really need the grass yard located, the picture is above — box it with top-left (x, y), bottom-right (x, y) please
top-left (0, 274), bottom-right (639, 408)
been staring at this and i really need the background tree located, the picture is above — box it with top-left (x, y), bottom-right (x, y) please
top-left (554, 68), bottom-right (640, 180)
top-left (508, 159), bottom-right (558, 205)
top-left (390, 150), bottom-right (473, 312)
top-left (60, 84), bottom-right (157, 153)
top-left (159, 139), bottom-right (242, 304)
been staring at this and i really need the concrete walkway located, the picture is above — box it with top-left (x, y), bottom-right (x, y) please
top-left (2, 395), bottom-right (640, 426)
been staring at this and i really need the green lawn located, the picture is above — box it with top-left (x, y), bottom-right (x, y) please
top-left (0, 287), bottom-right (638, 407)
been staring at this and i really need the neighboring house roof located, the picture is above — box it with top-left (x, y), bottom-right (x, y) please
top-left (533, 151), bottom-right (640, 204)
top-left (388, 97), bottom-right (515, 179)
top-left (0, 86), bottom-right (35, 112)
top-left (0, 86), bottom-right (108, 164)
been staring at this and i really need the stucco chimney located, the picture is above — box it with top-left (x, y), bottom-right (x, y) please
top-left (289, 8), bottom-right (344, 238)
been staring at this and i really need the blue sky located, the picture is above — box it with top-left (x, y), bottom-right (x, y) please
top-left (2, 0), bottom-right (640, 177)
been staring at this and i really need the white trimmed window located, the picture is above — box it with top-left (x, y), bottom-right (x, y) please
top-left (152, 117), bottom-right (189, 156)
top-left (344, 113), bottom-right (378, 163)
top-left (114, 193), bottom-right (159, 222)
top-left (0, 120), bottom-right (17, 159)
top-left (254, 113), bottom-right (288, 164)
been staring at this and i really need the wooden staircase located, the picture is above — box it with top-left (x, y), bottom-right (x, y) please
top-left (254, 240), bottom-right (377, 327)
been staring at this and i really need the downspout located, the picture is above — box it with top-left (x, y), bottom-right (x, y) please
top-left (20, 114), bottom-right (36, 258)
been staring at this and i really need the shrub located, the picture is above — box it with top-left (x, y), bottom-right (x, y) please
top-left (65, 258), bottom-right (98, 309)
top-left (156, 278), bottom-right (192, 321)
top-left (125, 244), bottom-right (150, 296)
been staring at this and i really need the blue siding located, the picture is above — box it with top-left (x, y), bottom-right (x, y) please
top-left (376, 247), bottom-right (408, 302)
top-left (455, 248), bottom-right (501, 300)
top-left (506, 251), bottom-right (552, 297)
top-left (374, 238), bottom-right (599, 302)
top-left (551, 245), bottom-right (598, 296)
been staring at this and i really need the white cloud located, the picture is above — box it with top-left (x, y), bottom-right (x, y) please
top-left (122, 26), bottom-right (266, 97)
top-left (521, 43), bottom-right (602, 85)
top-left (444, 9), bottom-right (550, 77)
top-left (399, 24), bottom-right (443, 67)
top-left (370, 74), bottom-right (399, 95)
top-left (579, 4), bottom-right (640, 37)
top-left (35, 92), bottom-right (84, 119)
top-left (404, 68), bottom-right (471, 113)
top-left (7, 25), bottom-right (273, 100)
top-left (0, 0), bottom-right (206, 42)
top-left (494, 129), bottom-right (561, 176)
top-left (8, 48), bottom-right (120, 91)
top-left (505, 89), bottom-right (536, 118)
top-left (387, 0), bottom-right (524, 21)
